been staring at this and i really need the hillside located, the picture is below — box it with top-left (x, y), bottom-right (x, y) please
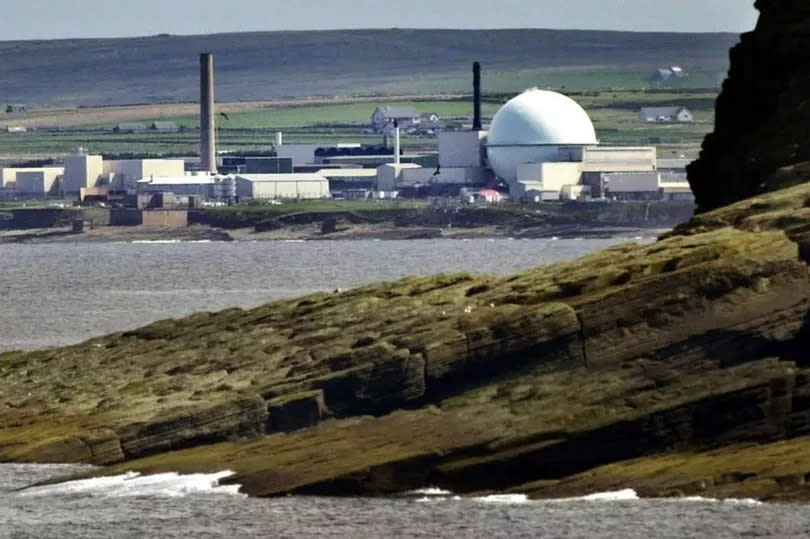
top-left (0, 29), bottom-right (739, 106)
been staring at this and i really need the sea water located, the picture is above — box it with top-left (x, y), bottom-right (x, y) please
top-left (2, 465), bottom-right (808, 538)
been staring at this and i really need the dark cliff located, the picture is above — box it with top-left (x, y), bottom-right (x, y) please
top-left (688, 0), bottom-right (810, 213)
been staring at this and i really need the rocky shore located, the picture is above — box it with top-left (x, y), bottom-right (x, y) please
top-left (2, 180), bottom-right (810, 502)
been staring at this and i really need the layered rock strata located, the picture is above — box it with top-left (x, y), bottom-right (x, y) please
top-left (6, 181), bottom-right (810, 500)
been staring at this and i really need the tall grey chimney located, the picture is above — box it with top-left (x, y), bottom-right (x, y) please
top-left (473, 62), bottom-right (482, 131)
top-left (200, 53), bottom-right (216, 173)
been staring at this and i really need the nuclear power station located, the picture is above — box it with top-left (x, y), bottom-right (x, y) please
top-left (0, 54), bottom-right (692, 205)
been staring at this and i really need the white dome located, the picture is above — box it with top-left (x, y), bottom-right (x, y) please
top-left (486, 89), bottom-right (598, 182)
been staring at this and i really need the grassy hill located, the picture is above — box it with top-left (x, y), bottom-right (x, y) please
top-left (0, 29), bottom-right (739, 106)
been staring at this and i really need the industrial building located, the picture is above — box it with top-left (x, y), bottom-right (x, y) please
top-left (1, 167), bottom-right (63, 190)
top-left (62, 154), bottom-right (104, 195)
top-left (476, 88), bottom-right (693, 201)
top-left (235, 174), bottom-right (330, 200)
top-left (136, 175), bottom-right (215, 198)
top-left (15, 169), bottom-right (63, 196)
top-left (104, 159), bottom-right (186, 192)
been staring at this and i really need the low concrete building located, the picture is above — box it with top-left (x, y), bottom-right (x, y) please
top-left (581, 147), bottom-right (657, 172)
top-left (1, 167), bottom-right (64, 189)
top-left (15, 169), bottom-right (64, 196)
top-left (601, 172), bottom-right (694, 200)
top-left (235, 174), bottom-right (330, 200)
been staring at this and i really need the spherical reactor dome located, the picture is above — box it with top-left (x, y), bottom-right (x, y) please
top-left (486, 89), bottom-right (598, 182)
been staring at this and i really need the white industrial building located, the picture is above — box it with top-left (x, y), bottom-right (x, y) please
top-left (104, 159), bottom-right (185, 192)
top-left (15, 169), bottom-right (64, 196)
top-left (62, 154), bottom-right (104, 194)
top-left (477, 89), bottom-right (692, 201)
top-left (1, 167), bottom-right (64, 190)
top-left (376, 163), bottom-right (422, 192)
top-left (275, 144), bottom-right (321, 167)
top-left (235, 174), bottom-right (330, 200)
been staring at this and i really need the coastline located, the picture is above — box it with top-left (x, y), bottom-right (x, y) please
top-left (0, 223), bottom-right (670, 244)
top-left (4, 182), bottom-right (810, 503)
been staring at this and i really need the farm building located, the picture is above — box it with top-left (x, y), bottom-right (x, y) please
top-left (115, 123), bottom-right (148, 134)
top-left (650, 66), bottom-right (686, 83)
top-left (371, 106), bottom-right (421, 131)
top-left (235, 174), bottom-right (330, 200)
top-left (639, 106), bottom-right (694, 123)
top-left (150, 121), bottom-right (180, 133)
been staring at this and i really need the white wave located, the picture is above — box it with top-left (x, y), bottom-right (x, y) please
top-left (474, 494), bottom-right (530, 504)
top-left (545, 489), bottom-right (640, 503)
top-left (20, 470), bottom-right (243, 498)
top-left (408, 487), bottom-right (454, 496)
top-left (675, 496), bottom-right (763, 506)
top-left (130, 240), bottom-right (182, 244)
top-left (415, 495), bottom-right (461, 503)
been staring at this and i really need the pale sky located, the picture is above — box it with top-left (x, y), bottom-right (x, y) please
top-left (1, 0), bottom-right (758, 40)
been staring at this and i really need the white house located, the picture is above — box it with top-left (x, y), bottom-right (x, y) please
top-left (371, 106), bottom-right (421, 131)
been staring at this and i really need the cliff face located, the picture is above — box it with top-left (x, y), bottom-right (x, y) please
top-left (688, 0), bottom-right (810, 213)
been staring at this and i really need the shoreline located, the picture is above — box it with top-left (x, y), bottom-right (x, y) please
top-left (0, 223), bottom-right (669, 244)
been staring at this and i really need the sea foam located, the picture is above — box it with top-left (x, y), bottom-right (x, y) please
top-left (20, 470), bottom-right (243, 498)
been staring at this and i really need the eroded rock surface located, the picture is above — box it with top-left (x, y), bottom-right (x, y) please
top-left (6, 182), bottom-right (810, 501)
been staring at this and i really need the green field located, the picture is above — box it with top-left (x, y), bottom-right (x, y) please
top-left (0, 29), bottom-right (736, 106)
top-left (0, 89), bottom-right (716, 161)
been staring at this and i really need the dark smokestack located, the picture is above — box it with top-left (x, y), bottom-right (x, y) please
top-left (200, 53), bottom-right (216, 173)
top-left (473, 61), bottom-right (482, 131)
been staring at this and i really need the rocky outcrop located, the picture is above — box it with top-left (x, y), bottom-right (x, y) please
top-left (7, 184), bottom-right (810, 501)
top-left (688, 0), bottom-right (810, 212)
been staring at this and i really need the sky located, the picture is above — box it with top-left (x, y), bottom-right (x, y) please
top-left (2, 0), bottom-right (759, 41)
